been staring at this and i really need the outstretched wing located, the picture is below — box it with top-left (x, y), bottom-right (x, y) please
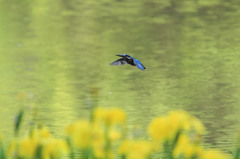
top-left (110, 58), bottom-right (128, 65)
top-left (133, 59), bottom-right (146, 70)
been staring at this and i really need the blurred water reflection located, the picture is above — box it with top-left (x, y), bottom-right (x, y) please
top-left (0, 0), bottom-right (240, 153)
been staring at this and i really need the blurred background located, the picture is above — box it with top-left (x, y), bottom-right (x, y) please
top-left (0, 0), bottom-right (240, 153)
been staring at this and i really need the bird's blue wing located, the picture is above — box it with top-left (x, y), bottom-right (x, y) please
top-left (110, 58), bottom-right (128, 65)
top-left (133, 59), bottom-right (146, 70)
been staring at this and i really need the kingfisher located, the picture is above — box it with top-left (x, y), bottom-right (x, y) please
top-left (110, 54), bottom-right (146, 71)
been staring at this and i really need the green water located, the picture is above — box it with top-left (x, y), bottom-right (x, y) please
top-left (1, 0), bottom-right (240, 153)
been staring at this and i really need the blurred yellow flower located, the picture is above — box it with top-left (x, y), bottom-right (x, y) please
top-left (148, 116), bottom-right (169, 141)
top-left (168, 111), bottom-right (191, 132)
top-left (66, 120), bottom-right (92, 148)
top-left (118, 140), bottom-right (153, 159)
top-left (66, 118), bottom-right (123, 159)
top-left (30, 127), bottom-right (52, 140)
top-left (7, 126), bottom-right (68, 159)
top-left (191, 117), bottom-right (205, 134)
top-left (42, 138), bottom-right (69, 159)
top-left (109, 129), bottom-right (121, 141)
top-left (40, 126), bottom-right (52, 138)
top-left (92, 143), bottom-right (105, 158)
top-left (19, 137), bottom-right (38, 158)
top-left (94, 107), bottom-right (126, 126)
top-left (200, 149), bottom-right (230, 159)
top-left (173, 134), bottom-right (203, 158)
top-left (148, 110), bottom-right (205, 142)
top-left (91, 125), bottom-right (106, 158)
top-left (6, 107), bottom-right (231, 159)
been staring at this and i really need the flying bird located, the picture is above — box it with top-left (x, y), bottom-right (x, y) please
top-left (110, 54), bottom-right (146, 71)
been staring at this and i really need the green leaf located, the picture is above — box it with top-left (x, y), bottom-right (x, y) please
top-left (0, 144), bottom-right (6, 159)
top-left (14, 109), bottom-right (24, 136)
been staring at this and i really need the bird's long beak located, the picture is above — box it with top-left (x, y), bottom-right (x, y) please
top-left (116, 54), bottom-right (124, 57)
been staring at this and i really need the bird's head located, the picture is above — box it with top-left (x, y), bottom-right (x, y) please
top-left (116, 54), bottom-right (131, 59)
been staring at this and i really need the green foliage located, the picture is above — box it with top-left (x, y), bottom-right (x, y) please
top-left (0, 143), bottom-right (5, 159)
top-left (14, 109), bottom-right (24, 137)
